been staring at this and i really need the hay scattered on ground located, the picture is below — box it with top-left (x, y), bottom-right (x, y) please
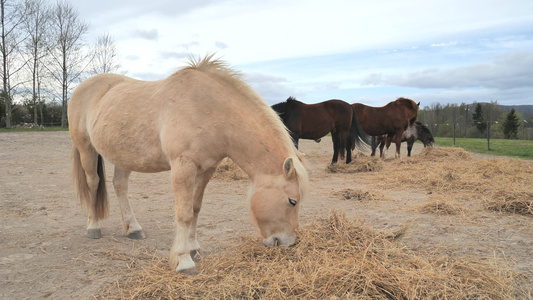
top-left (371, 147), bottom-right (533, 216)
top-left (96, 211), bottom-right (521, 300)
top-left (212, 158), bottom-right (248, 181)
top-left (335, 188), bottom-right (392, 201)
top-left (416, 199), bottom-right (467, 215)
top-left (327, 154), bottom-right (383, 173)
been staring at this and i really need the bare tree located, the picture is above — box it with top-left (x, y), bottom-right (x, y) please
top-left (90, 32), bottom-right (121, 75)
top-left (1, 0), bottom-right (28, 128)
top-left (23, 0), bottom-right (50, 126)
top-left (47, 1), bottom-right (89, 128)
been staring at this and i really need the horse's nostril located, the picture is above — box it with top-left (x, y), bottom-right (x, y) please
top-left (273, 237), bottom-right (280, 246)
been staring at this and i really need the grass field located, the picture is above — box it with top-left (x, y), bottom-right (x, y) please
top-left (435, 137), bottom-right (533, 160)
top-left (0, 126), bottom-right (68, 132)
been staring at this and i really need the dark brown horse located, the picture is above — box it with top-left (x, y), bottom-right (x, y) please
top-left (272, 97), bottom-right (370, 164)
top-left (372, 121), bottom-right (434, 157)
top-left (352, 97), bottom-right (419, 158)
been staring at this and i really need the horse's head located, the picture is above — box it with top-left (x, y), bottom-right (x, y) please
top-left (416, 122), bottom-right (435, 147)
top-left (248, 157), bottom-right (308, 247)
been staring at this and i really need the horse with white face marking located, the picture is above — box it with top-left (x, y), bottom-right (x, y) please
top-left (371, 121), bottom-right (435, 157)
top-left (68, 56), bottom-right (309, 274)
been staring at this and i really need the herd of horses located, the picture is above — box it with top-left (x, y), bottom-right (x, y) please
top-left (68, 56), bottom-right (434, 275)
top-left (272, 96), bottom-right (432, 163)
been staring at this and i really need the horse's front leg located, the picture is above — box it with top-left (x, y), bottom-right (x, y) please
top-left (113, 166), bottom-right (145, 239)
top-left (188, 166), bottom-right (217, 261)
top-left (407, 141), bottom-right (414, 156)
top-left (331, 132), bottom-right (340, 164)
top-left (169, 158), bottom-right (198, 274)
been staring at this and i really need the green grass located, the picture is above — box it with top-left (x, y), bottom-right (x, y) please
top-left (0, 126), bottom-right (68, 132)
top-left (435, 137), bottom-right (533, 160)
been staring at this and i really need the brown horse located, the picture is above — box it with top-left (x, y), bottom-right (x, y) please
top-left (352, 97), bottom-right (419, 158)
top-left (68, 56), bottom-right (309, 274)
top-left (271, 97), bottom-right (370, 164)
top-left (372, 121), bottom-right (435, 157)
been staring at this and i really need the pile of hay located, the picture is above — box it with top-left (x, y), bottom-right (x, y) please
top-left (212, 159), bottom-right (248, 181)
top-left (96, 211), bottom-right (521, 299)
top-left (372, 147), bottom-right (533, 216)
top-left (327, 154), bottom-right (383, 173)
top-left (416, 198), bottom-right (467, 215)
top-left (334, 188), bottom-right (391, 201)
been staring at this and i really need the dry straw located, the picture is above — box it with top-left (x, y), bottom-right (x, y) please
top-left (212, 158), bottom-right (248, 181)
top-left (334, 188), bottom-right (392, 202)
top-left (327, 152), bottom-right (383, 173)
top-left (96, 210), bottom-right (521, 299)
top-left (342, 147), bottom-right (533, 216)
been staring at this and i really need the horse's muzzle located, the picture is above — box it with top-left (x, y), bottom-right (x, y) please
top-left (263, 233), bottom-right (296, 247)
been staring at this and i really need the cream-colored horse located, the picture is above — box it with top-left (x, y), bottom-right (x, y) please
top-left (68, 56), bottom-right (309, 274)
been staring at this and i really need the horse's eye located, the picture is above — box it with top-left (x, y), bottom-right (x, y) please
top-left (288, 198), bottom-right (297, 207)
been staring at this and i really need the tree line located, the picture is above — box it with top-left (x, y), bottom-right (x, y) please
top-left (417, 101), bottom-right (533, 140)
top-left (1, 0), bottom-right (120, 128)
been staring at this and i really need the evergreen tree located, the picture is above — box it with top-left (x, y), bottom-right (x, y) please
top-left (502, 108), bottom-right (519, 139)
top-left (472, 103), bottom-right (486, 133)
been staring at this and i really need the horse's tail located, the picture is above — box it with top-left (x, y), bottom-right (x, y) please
top-left (71, 146), bottom-right (109, 220)
top-left (350, 106), bottom-right (372, 151)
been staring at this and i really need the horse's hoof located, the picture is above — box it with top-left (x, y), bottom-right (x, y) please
top-left (177, 267), bottom-right (199, 276)
top-left (190, 249), bottom-right (202, 261)
top-left (87, 229), bottom-right (102, 239)
top-left (128, 230), bottom-right (146, 240)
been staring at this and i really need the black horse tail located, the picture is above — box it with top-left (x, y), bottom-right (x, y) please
top-left (350, 106), bottom-right (372, 151)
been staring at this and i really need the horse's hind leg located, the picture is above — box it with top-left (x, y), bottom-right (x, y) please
top-left (73, 146), bottom-right (109, 239)
top-left (393, 132), bottom-right (402, 158)
top-left (113, 166), bottom-right (145, 239)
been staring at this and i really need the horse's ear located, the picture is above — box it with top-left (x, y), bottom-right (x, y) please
top-left (417, 102), bottom-right (420, 107)
top-left (283, 157), bottom-right (295, 178)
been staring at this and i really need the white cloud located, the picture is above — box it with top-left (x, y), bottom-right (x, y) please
top-left (243, 72), bottom-right (298, 104)
top-left (363, 50), bottom-right (533, 90)
top-left (131, 28), bottom-right (158, 40)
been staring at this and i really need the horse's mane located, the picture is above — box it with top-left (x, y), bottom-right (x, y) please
top-left (395, 97), bottom-right (419, 110)
top-left (271, 96), bottom-right (301, 116)
top-left (180, 56), bottom-right (309, 201)
top-left (416, 121), bottom-right (432, 135)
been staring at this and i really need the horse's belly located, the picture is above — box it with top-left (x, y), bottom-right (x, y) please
top-left (89, 122), bottom-right (170, 173)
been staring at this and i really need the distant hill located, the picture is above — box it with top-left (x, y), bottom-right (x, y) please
top-left (497, 105), bottom-right (533, 116)
top-left (472, 103), bottom-right (533, 116)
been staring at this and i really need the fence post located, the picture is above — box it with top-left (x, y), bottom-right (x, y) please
top-left (486, 121), bottom-right (490, 151)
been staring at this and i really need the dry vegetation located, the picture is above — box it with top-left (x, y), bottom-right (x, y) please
top-left (327, 153), bottom-right (383, 173)
top-left (212, 158), bottom-right (248, 181)
top-left (96, 211), bottom-right (521, 299)
top-left (94, 146), bottom-right (533, 299)
top-left (368, 147), bottom-right (533, 216)
top-left (334, 188), bottom-right (392, 202)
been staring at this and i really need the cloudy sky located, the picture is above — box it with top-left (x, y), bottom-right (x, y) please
top-left (77, 0), bottom-right (533, 107)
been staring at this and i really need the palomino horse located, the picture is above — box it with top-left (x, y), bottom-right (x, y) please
top-left (271, 97), bottom-right (370, 164)
top-left (352, 97), bottom-right (419, 158)
top-left (68, 56), bottom-right (309, 275)
top-left (372, 121), bottom-right (435, 157)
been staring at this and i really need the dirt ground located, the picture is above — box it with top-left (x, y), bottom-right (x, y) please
top-left (1, 131), bottom-right (532, 299)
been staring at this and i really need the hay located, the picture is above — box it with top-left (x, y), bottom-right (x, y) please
top-left (212, 158), bottom-right (248, 181)
top-left (372, 147), bottom-right (533, 216)
top-left (418, 146), bottom-right (471, 160)
top-left (95, 211), bottom-right (521, 299)
top-left (335, 188), bottom-right (392, 202)
top-left (327, 155), bottom-right (383, 173)
top-left (416, 199), bottom-right (467, 215)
